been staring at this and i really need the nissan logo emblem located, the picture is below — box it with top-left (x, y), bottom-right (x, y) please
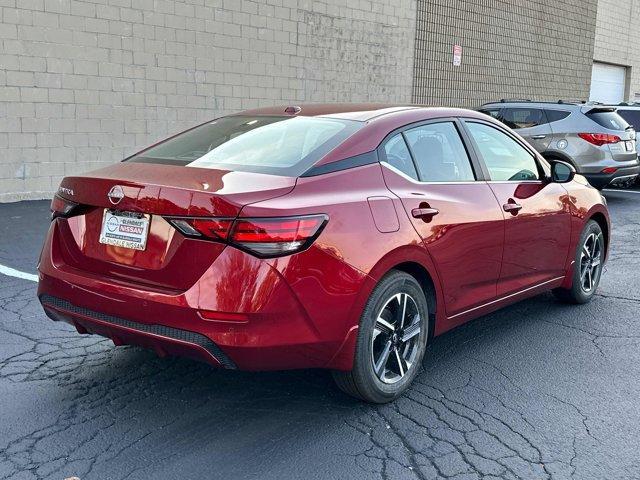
top-left (108, 185), bottom-right (125, 205)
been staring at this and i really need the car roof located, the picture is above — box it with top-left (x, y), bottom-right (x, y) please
top-left (228, 104), bottom-right (494, 169)
top-left (609, 103), bottom-right (640, 109)
top-left (481, 101), bottom-right (584, 110)
top-left (233, 103), bottom-right (426, 121)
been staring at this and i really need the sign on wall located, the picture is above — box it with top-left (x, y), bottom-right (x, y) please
top-left (453, 45), bottom-right (462, 66)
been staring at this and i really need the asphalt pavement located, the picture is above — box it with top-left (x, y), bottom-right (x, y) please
top-left (1, 190), bottom-right (640, 480)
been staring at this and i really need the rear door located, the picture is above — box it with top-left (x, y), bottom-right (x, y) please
top-left (500, 107), bottom-right (552, 152)
top-left (462, 120), bottom-right (571, 296)
top-left (380, 119), bottom-right (505, 317)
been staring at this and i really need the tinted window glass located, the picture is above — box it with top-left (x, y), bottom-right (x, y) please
top-left (616, 109), bottom-right (640, 129)
top-left (545, 109), bottom-right (571, 123)
top-left (480, 109), bottom-right (502, 120)
top-left (128, 115), bottom-right (362, 176)
top-left (404, 122), bottom-right (475, 182)
top-left (501, 108), bottom-right (546, 129)
top-left (383, 134), bottom-right (418, 180)
top-left (586, 111), bottom-right (629, 131)
top-left (467, 122), bottom-right (540, 181)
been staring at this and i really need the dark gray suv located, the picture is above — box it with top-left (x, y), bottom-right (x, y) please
top-left (480, 100), bottom-right (639, 189)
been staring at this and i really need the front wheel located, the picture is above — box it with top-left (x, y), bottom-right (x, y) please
top-left (332, 270), bottom-right (429, 403)
top-left (553, 220), bottom-right (604, 304)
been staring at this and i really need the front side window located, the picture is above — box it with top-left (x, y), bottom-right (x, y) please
top-left (403, 122), bottom-right (475, 182)
top-left (127, 115), bottom-right (362, 176)
top-left (466, 122), bottom-right (540, 181)
top-left (501, 108), bottom-right (546, 129)
top-left (382, 134), bottom-right (418, 180)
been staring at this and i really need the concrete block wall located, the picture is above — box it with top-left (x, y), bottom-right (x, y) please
top-left (412, 0), bottom-right (598, 108)
top-left (593, 0), bottom-right (640, 101)
top-left (0, 0), bottom-right (416, 202)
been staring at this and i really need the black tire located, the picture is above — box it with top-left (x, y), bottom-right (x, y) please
top-left (332, 270), bottom-right (429, 403)
top-left (553, 220), bottom-right (604, 304)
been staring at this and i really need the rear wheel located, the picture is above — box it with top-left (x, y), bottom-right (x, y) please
top-left (332, 270), bottom-right (429, 403)
top-left (553, 220), bottom-right (604, 304)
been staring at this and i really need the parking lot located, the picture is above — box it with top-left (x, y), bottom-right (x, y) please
top-left (1, 190), bottom-right (639, 480)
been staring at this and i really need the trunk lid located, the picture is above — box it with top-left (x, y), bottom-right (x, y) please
top-left (54, 163), bottom-right (296, 291)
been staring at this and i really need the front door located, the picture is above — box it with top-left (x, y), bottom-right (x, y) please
top-left (463, 120), bottom-right (572, 296)
top-left (380, 120), bottom-right (505, 318)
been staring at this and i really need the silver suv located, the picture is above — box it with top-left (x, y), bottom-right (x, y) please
top-left (479, 100), bottom-right (639, 189)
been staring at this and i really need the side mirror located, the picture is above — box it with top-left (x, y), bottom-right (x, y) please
top-left (550, 160), bottom-right (575, 183)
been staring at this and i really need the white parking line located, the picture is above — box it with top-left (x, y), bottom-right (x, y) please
top-left (603, 189), bottom-right (640, 194)
top-left (0, 264), bottom-right (38, 282)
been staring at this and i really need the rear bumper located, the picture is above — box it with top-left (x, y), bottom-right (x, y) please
top-left (40, 294), bottom-right (237, 368)
top-left (583, 164), bottom-right (640, 189)
top-left (37, 219), bottom-right (366, 371)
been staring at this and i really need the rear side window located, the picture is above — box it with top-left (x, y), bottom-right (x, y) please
top-left (616, 109), bottom-right (640, 129)
top-left (404, 122), bottom-right (476, 182)
top-left (501, 108), bottom-right (546, 129)
top-left (545, 109), bottom-right (571, 123)
top-left (382, 134), bottom-right (418, 180)
top-left (586, 111), bottom-right (630, 131)
top-left (127, 115), bottom-right (362, 176)
top-left (466, 122), bottom-right (540, 181)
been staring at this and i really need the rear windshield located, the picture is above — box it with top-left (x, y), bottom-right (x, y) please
top-left (127, 115), bottom-right (362, 176)
top-left (586, 110), bottom-right (630, 131)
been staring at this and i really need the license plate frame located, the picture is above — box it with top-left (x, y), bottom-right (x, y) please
top-left (99, 209), bottom-right (151, 251)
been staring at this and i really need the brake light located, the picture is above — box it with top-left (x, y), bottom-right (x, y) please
top-left (50, 194), bottom-right (78, 220)
top-left (578, 133), bottom-right (621, 146)
top-left (165, 214), bottom-right (328, 258)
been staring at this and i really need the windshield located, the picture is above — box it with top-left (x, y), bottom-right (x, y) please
top-left (127, 115), bottom-right (363, 176)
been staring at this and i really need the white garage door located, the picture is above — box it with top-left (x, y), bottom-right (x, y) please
top-left (589, 62), bottom-right (626, 103)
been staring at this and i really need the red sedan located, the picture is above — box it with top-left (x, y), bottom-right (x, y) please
top-left (38, 104), bottom-right (609, 403)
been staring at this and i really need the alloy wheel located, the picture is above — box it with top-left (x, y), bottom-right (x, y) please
top-left (371, 292), bottom-right (422, 384)
top-left (580, 232), bottom-right (603, 293)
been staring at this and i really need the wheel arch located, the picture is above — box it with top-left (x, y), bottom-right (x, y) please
top-left (326, 247), bottom-right (444, 371)
top-left (392, 261), bottom-right (437, 340)
top-left (589, 211), bottom-right (609, 259)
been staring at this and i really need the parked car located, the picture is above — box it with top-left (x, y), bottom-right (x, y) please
top-left (38, 104), bottom-right (610, 403)
top-left (614, 103), bottom-right (640, 134)
top-left (479, 100), bottom-right (639, 189)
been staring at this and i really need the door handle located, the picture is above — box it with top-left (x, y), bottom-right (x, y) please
top-left (503, 200), bottom-right (522, 215)
top-left (411, 207), bottom-right (439, 220)
top-left (531, 134), bottom-right (546, 139)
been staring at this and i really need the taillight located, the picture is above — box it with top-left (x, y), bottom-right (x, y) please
top-left (231, 215), bottom-right (328, 257)
top-left (601, 167), bottom-right (618, 174)
top-left (50, 194), bottom-right (78, 220)
top-left (578, 133), bottom-right (621, 146)
top-left (165, 214), bottom-right (328, 258)
top-left (168, 218), bottom-right (233, 240)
